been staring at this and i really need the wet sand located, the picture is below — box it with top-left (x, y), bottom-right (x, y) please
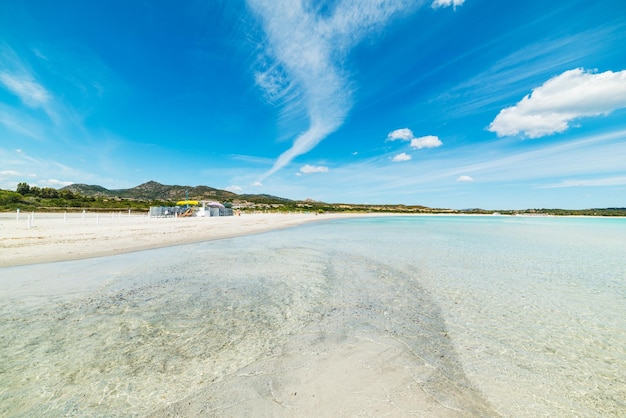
top-left (155, 332), bottom-right (464, 417)
top-left (0, 211), bottom-right (497, 417)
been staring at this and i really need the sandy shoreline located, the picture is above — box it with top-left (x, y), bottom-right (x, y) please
top-left (0, 211), bottom-right (367, 268)
top-left (1, 212), bottom-right (493, 417)
top-left (2, 213), bottom-right (621, 416)
top-left (4, 211), bottom-right (612, 268)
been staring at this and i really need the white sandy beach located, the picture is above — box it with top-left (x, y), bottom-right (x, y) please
top-left (7, 214), bottom-right (620, 415)
top-left (1, 210), bottom-right (486, 417)
top-left (0, 211), bottom-right (364, 267)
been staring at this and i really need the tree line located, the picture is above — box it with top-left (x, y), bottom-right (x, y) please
top-left (0, 183), bottom-right (170, 211)
top-left (16, 182), bottom-right (78, 199)
top-left (2, 182), bottom-right (625, 215)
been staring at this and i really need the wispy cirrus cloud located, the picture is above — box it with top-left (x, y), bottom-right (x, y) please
top-left (0, 72), bottom-right (51, 108)
top-left (435, 24), bottom-right (625, 119)
top-left (0, 104), bottom-right (47, 140)
top-left (327, 128), bottom-right (626, 196)
top-left (489, 68), bottom-right (626, 138)
top-left (538, 176), bottom-right (626, 189)
top-left (0, 44), bottom-right (65, 129)
top-left (0, 44), bottom-right (51, 109)
top-left (0, 147), bottom-right (78, 190)
top-left (250, 0), bottom-right (461, 182)
top-left (447, 129), bottom-right (626, 185)
top-left (248, 127), bottom-right (626, 207)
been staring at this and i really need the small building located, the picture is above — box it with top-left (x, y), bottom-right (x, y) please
top-left (196, 201), bottom-right (233, 217)
top-left (149, 201), bottom-right (233, 218)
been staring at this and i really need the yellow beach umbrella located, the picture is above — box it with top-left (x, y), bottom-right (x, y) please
top-left (176, 200), bottom-right (199, 206)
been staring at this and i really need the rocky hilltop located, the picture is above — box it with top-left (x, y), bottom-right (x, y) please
top-left (61, 181), bottom-right (292, 206)
top-left (59, 181), bottom-right (434, 212)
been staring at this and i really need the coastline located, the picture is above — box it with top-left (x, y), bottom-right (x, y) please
top-left (2, 213), bottom-right (623, 416)
top-left (3, 211), bottom-right (622, 268)
top-left (0, 212), bottom-right (371, 268)
top-left (1, 214), bottom-right (497, 417)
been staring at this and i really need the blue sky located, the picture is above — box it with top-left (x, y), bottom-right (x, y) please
top-left (1, 0), bottom-right (625, 209)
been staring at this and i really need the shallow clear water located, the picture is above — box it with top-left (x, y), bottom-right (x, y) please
top-left (1, 216), bottom-right (625, 416)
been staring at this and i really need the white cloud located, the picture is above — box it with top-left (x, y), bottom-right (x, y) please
top-left (299, 164), bottom-right (329, 174)
top-left (456, 175), bottom-right (474, 182)
top-left (225, 185), bottom-right (243, 193)
top-left (411, 135), bottom-right (443, 149)
top-left (40, 179), bottom-right (73, 187)
top-left (0, 72), bottom-right (51, 108)
top-left (432, 0), bottom-right (465, 10)
top-left (351, 151), bottom-right (358, 156)
top-left (251, 0), bottom-right (422, 182)
top-left (488, 68), bottom-right (626, 138)
top-left (0, 177), bottom-right (72, 189)
top-left (392, 152), bottom-right (411, 162)
top-left (386, 128), bottom-right (414, 141)
top-left (0, 170), bottom-right (21, 176)
top-left (0, 45), bottom-right (52, 109)
top-left (251, 181), bottom-right (263, 187)
top-left (386, 128), bottom-right (442, 149)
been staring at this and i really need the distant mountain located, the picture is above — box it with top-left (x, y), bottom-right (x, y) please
top-left (13, 181), bottom-right (626, 215)
top-left (61, 184), bottom-right (110, 196)
top-left (61, 181), bottom-right (292, 204)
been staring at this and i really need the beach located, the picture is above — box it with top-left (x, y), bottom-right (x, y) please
top-left (0, 211), bottom-right (364, 267)
top-left (1, 214), bottom-right (624, 416)
top-left (1, 211), bottom-right (481, 417)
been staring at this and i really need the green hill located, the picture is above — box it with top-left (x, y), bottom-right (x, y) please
top-left (3, 181), bottom-right (624, 215)
top-left (61, 181), bottom-right (292, 204)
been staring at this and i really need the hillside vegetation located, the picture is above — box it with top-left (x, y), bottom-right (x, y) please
top-left (1, 181), bottom-right (624, 216)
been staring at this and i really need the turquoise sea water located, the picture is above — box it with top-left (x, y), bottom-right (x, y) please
top-left (1, 216), bottom-right (625, 416)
